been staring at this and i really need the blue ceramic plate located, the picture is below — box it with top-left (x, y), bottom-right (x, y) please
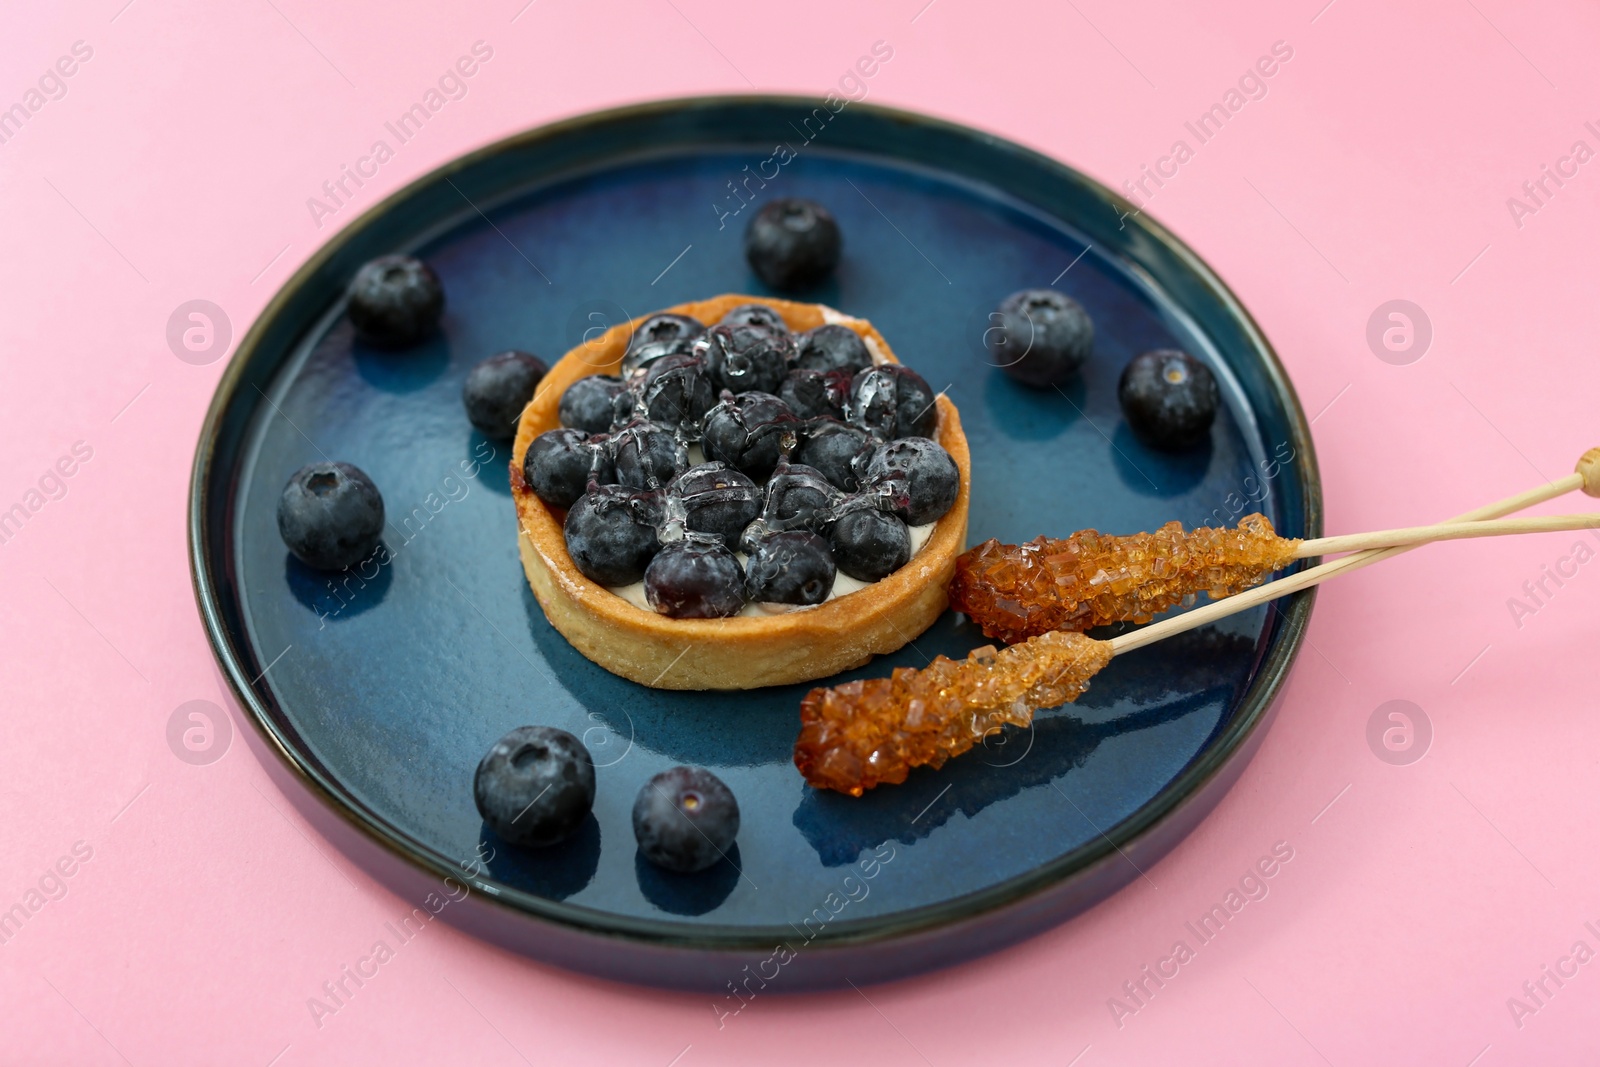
top-left (190, 97), bottom-right (1320, 991)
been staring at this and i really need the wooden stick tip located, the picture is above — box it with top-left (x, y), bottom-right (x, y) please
top-left (1578, 448), bottom-right (1600, 497)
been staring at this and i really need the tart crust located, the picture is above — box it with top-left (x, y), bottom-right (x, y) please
top-left (511, 294), bottom-right (970, 690)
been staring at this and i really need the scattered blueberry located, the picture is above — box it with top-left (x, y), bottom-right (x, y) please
top-left (848, 364), bottom-right (938, 440)
top-left (702, 391), bottom-right (799, 482)
top-left (278, 462), bottom-right (385, 571)
top-left (830, 505), bottom-right (911, 582)
top-left (1118, 349), bottom-right (1219, 450)
top-left (700, 323), bottom-right (793, 396)
top-left (639, 352), bottom-right (717, 436)
top-left (559, 374), bottom-right (628, 434)
top-left (864, 437), bottom-right (960, 526)
top-left (623, 313), bottom-right (705, 377)
top-left (563, 484), bottom-right (661, 585)
top-left (633, 766), bottom-right (740, 873)
top-left (989, 288), bottom-right (1093, 387)
top-left (347, 254), bottom-right (445, 348)
top-left (795, 419), bottom-right (876, 492)
top-left (758, 461), bottom-right (841, 535)
top-left (645, 539), bottom-right (746, 618)
top-left (778, 367), bottom-right (850, 420)
top-left (611, 422), bottom-right (689, 492)
top-left (718, 302), bottom-right (790, 334)
top-left (744, 198), bottom-right (842, 291)
top-left (668, 463), bottom-right (761, 549)
top-left (462, 351), bottom-right (547, 438)
top-left (794, 323), bottom-right (872, 376)
top-left (745, 531), bottom-right (836, 605)
top-left (474, 726), bottom-right (595, 848)
top-left (524, 428), bottom-right (613, 509)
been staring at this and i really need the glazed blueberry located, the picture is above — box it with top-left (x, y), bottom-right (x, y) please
top-left (277, 462), bottom-right (385, 571)
top-left (830, 506), bottom-right (911, 582)
top-left (700, 323), bottom-right (794, 396)
top-left (794, 323), bottom-right (872, 376)
top-left (622, 313), bottom-right (705, 377)
top-left (559, 375), bottom-right (628, 434)
top-left (863, 437), bottom-right (960, 526)
top-left (1118, 349), bottom-right (1219, 450)
top-left (523, 428), bottom-right (613, 509)
top-left (847, 364), bottom-right (938, 440)
top-left (795, 419), bottom-right (876, 492)
top-left (639, 352), bottom-right (717, 436)
top-left (718, 303), bottom-right (790, 334)
top-left (759, 461), bottom-right (841, 534)
top-left (611, 421), bottom-right (689, 492)
top-left (668, 463), bottom-right (761, 549)
top-left (744, 530), bottom-right (836, 605)
top-left (347, 254), bottom-right (444, 348)
top-left (474, 726), bottom-right (595, 847)
top-left (702, 391), bottom-right (799, 482)
top-left (632, 766), bottom-right (740, 873)
top-left (778, 367), bottom-right (850, 420)
top-left (744, 198), bottom-right (842, 291)
top-left (563, 485), bottom-right (661, 585)
top-left (644, 539), bottom-right (745, 618)
top-left (462, 351), bottom-right (548, 438)
top-left (989, 288), bottom-right (1093, 387)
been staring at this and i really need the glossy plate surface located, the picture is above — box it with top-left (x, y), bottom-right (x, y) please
top-left (190, 97), bottom-right (1320, 990)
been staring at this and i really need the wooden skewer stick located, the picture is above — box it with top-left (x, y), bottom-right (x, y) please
top-left (1295, 512), bottom-right (1600, 557)
top-left (1111, 448), bottom-right (1600, 656)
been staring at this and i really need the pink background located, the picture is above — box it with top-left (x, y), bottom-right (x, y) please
top-left (3, 0), bottom-right (1598, 1062)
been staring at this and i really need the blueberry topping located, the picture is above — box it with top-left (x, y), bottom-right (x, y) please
top-left (990, 288), bottom-right (1093, 387)
top-left (632, 766), bottom-right (740, 873)
top-left (563, 484), bottom-right (661, 585)
top-left (523, 428), bottom-right (613, 509)
top-left (744, 530), bottom-right (836, 606)
top-left (778, 367), bottom-right (850, 420)
top-left (702, 391), bottom-right (799, 482)
top-left (639, 352), bottom-right (717, 436)
top-left (717, 302), bottom-right (790, 334)
top-left (611, 421), bottom-right (689, 491)
top-left (863, 437), bottom-right (960, 526)
top-left (277, 462), bottom-right (385, 571)
top-left (623, 313), bottom-right (705, 377)
top-left (744, 198), bottom-right (842, 291)
top-left (758, 461), bottom-right (841, 535)
top-left (644, 539), bottom-right (746, 618)
top-left (794, 324), bottom-right (872, 376)
top-left (347, 254), bottom-right (444, 348)
top-left (830, 506), bottom-right (911, 582)
top-left (1118, 349), bottom-right (1219, 450)
top-left (847, 364), bottom-right (938, 440)
top-left (795, 419), bottom-right (876, 492)
top-left (462, 350), bottom-right (547, 438)
top-left (559, 375), bottom-right (628, 434)
top-left (474, 726), bottom-right (595, 848)
top-left (700, 323), bottom-right (793, 396)
top-left (668, 463), bottom-right (761, 549)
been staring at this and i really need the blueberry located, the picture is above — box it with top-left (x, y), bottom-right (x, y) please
top-left (623, 313), bottom-right (705, 377)
top-left (702, 391), bottom-right (799, 482)
top-left (1118, 349), bottom-right (1219, 450)
top-left (559, 375), bottom-right (628, 433)
top-left (794, 324), bottom-right (872, 376)
top-left (778, 367), bottom-right (850, 420)
top-left (718, 303), bottom-right (790, 334)
top-left (611, 421), bottom-right (689, 491)
top-left (863, 437), bottom-right (960, 526)
top-left (639, 352), bottom-right (717, 436)
top-left (632, 766), bottom-right (740, 873)
top-left (474, 726), bottom-right (595, 848)
top-left (700, 323), bottom-right (793, 395)
top-left (745, 531), bottom-right (836, 605)
top-left (847, 364), bottom-right (938, 440)
top-left (277, 462), bottom-right (385, 571)
top-left (462, 351), bottom-right (547, 438)
top-left (757, 461), bottom-right (841, 536)
top-left (523, 428), bottom-right (613, 509)
top-left (830, 506), bottom-right (911, 582)
top-left (795, 419), bottom-right (876, 492)
top-left (668, 463), bottom-right (761, 549)
top-left (989, 288), bottom-right (1093, 387)
top-left (563, 485), bottom-right (661, 585)
top-left (347, 254), bottom-right (444, 348)
top-left (644, 539), bottom-right (746, 618)
top-left (744, 198), bottom-right (842, 291)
